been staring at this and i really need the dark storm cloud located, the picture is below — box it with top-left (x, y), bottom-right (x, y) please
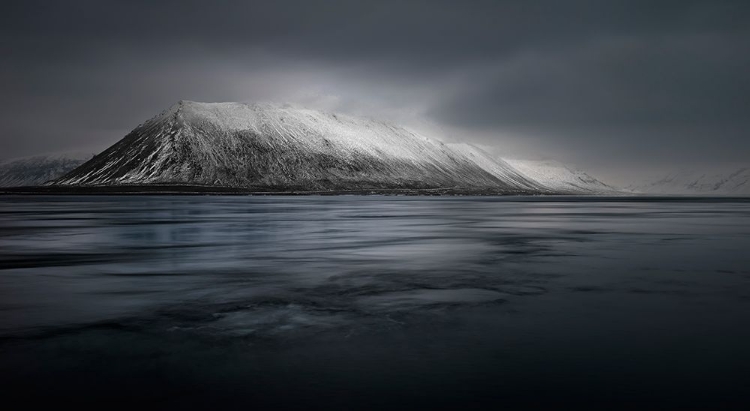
top-left (431, 33), bottom-right (750, 164)
top-left (1, 0), bottom-right (749, 182)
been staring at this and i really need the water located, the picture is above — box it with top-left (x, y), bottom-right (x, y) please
top-left (1, 195), bottom-right (749, 408)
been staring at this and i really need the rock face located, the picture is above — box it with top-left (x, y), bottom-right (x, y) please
top-left (503, 159), bottom-right (619, 194)
top-left (0, 153), bottom-right (93, 187)
top-left (53, 101), bottom-right (550, 194)
top-left (629, 167), bottom-right (750, 196)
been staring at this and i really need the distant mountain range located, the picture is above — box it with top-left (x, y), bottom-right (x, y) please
top-left (0, 152), bottom-right (93, 187)
top-left (2, 101), bottom-right (619, 194)
top-left (628, 167), bottom-right (750, 196)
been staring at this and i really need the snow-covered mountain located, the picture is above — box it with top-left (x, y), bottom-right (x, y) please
top-left (53, 101), bottom-right (549, 194)
top-left (628, 167), bottom-right (750, 196)
top-left (503, 159), bottom-right (620, 194)
top-left (447, 144), bottom-right (553, 191)
top-left (0, 152), bottom-right (94, 187)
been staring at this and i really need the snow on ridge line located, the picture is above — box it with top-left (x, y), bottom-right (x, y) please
top-left (51, 100), bottom-right (622, 194)
top-left (503, 158), bottom-right (619, 193)
top-left (51, 100), bottom-right (550, 192)
top-left (174, 102), bottom-right (608, 194)
top-left (174, 100), bottom-right (531, 179)
top-left (447, 144), bottom-right (550, 192)
top-left (174, 100), bottom-right (453, 164)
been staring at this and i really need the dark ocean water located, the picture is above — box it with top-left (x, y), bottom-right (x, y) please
top-left (1, 195), bottom-right (749, 409)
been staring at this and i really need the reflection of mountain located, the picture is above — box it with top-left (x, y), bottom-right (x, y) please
top-left (52, 101), bottom-right (549, 194)
top-left (628, 167), bottom-right (750, 195)
top-left (503, 159), bottom-right (620, 194)
top-left (0, 152), bottom-right (93, 187)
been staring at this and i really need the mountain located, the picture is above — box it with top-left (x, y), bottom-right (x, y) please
top-left (446, 144), bottom-right (554, 191)
top-left (503, 159), bottom-right (620, 194)
top-left (628, 167), bottom-right (750, 196)
top-left (52, 101), bottom-right (550, 194)
top-left (0, 152), bottom-right (93, 187)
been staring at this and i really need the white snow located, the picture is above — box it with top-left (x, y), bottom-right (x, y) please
top-left (177, 101), bottom-right (455, 164)
top-left (55, 101), bottom-right (548, 192)
top-left (447, 144), bottom-right (547, 192)
top-left (50, 101), bottom-right (624, 195)
top-left (503, 159), bottom-right (619, 194)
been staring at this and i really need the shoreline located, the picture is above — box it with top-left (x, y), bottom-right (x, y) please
top-left (0, 185), bottom-right (558, 196)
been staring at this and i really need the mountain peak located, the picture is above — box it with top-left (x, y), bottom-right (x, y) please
top-left (45, 101), bottom-right (618, 195)
top-left (51, 101), bottom-right (549, 193)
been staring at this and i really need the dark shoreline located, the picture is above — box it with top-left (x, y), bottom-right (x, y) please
top-left (2, 186), bottom-right (749, 201)
top-left (0, 185), bottom-right (551, 196)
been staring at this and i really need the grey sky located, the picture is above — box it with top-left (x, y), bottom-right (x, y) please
top-left (1, 0), bottom-right (748, 184)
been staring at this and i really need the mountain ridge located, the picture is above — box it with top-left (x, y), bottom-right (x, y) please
top-left (52, 101), bottom-right (553, 194)
top-left (503, 159), bottom-right (620, 194)
top-left (0, 152), bottom-right (93, 187)
top-left (628, 166), bottom-right (750, 195)
top-left (38, 101), bottom-right (634, 195)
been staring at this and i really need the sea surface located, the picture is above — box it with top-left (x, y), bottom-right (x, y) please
top-left (1, 195), bottom-right (749, 409)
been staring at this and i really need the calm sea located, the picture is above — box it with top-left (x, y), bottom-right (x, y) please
top-left (1, 196), bottom-right (749, 408)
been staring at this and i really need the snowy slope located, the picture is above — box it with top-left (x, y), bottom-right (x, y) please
top-left (54, 101), bottom-right (546, 193)
top-left (503, 159), bottom-right (620, 194)
top-left (629, 167), bottom-right (750, 196)
top-left (447, 144), bottom-right (550, 193)
top-left (0, 152), bottom-right (94, 187)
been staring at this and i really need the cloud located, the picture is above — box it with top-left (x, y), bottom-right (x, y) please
top-left (1, 0), bottom-right (748, 183)
top-left (430, 33), bottom-right (750, 161)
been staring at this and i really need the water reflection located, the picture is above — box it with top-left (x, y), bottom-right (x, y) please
top-left (2, 196), bottom-right (750, 406)
top-left (1, 195), bottom-right (749, 339)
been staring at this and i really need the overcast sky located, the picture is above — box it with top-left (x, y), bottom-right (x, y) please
top-left (2, 0), bottom-right (748, 184)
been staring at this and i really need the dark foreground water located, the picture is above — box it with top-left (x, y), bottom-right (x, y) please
top-left (1, 196), bottom-right (749, 409)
